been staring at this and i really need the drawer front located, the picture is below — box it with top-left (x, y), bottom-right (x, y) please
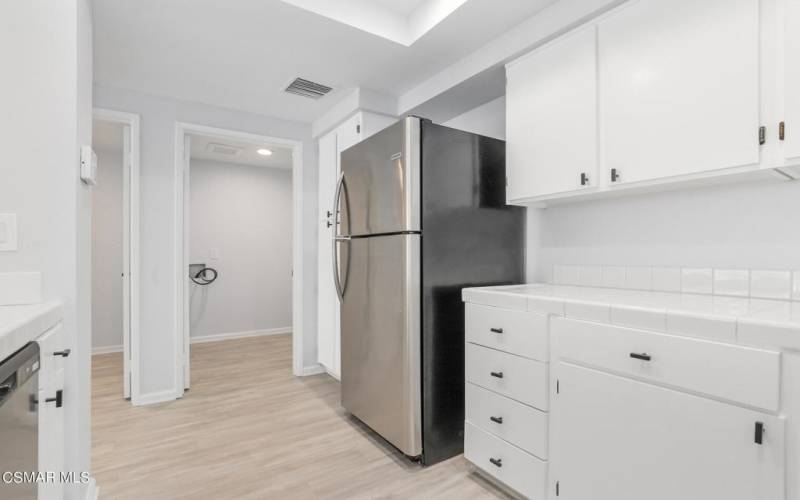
top-left (554, 317), bottom-right (781, 412)
top-left (466, 343), bottom-right (549, 410)
top-left (465, 422), bottom-right (547, 499)
top-left (466, 303), bottom-right (549, 361)
top-left (466, 382), bottom-right (548, 459)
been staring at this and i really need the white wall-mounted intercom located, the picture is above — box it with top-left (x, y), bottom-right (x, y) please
top-left (80, 145), bottom-right (98, 185)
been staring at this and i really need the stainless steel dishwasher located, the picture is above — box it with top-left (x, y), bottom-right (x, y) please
top-left (0, 342), bottom-right (40, 500)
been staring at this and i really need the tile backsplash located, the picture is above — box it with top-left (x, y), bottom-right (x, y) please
top-left (551, 265), bottom-right (800, 301)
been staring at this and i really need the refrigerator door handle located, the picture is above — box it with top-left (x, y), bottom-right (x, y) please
top-left (332, 173), bottom-right (348, 302)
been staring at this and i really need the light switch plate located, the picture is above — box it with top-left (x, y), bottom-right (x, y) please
top-left (0, 214), bottom-right (18, 251)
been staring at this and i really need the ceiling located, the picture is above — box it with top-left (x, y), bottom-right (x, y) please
top-left (278, 0), bottom-right (470, 46)
top-left (92, 0), bottom-right (556, 123)
top-left (189, 134), bottom-right (293, 169)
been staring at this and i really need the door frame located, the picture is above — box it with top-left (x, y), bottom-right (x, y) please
top-left (173, 122), bottom-right (305, 397)
top-left (92, 108), bottom-right (141, 403)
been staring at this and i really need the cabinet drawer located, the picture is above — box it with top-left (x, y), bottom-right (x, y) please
top-left (554, 317), bottom-right (781, 412)
top-left (466, 382), bottom-right (548, 459)
top-left (466, 343), bottom-right (548, 410)
top-left (466, 303), bottom-right (548, 361)
top-left (465, 422), bottom-right (547, 500)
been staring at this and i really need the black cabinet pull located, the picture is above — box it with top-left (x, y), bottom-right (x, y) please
top-left (490, 416), bottom-right (503, 424)
top-left (629, 352), bottom-right (651, 361)
top-left (755, 421), bottom-right (765, 445)
top-left (611, 168), bottom-right (621, 182)
top-left (53, 349), bottom-right (71, 358)
top-left (490, 371), bottom-right (504, 379)
top-left (489, 457), bottom-right (503, 468)
top-left (580, 172), bottom-right (589, 186)
top-left (489, 327), bottom-right (504, 334)
top-left (45, 389), bottom-right (63, 408)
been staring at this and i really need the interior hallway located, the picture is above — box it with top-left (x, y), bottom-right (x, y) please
top-left (91, 335), bottom-right (514, 499)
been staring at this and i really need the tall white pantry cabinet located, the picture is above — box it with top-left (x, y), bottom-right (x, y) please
top-left (316, 111), bottom-right (396, 379)
top-left (506, 0), bottom-right (800, 205)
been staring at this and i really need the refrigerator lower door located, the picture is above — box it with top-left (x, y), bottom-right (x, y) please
top-left (340, 233), bottom-right (422, 457)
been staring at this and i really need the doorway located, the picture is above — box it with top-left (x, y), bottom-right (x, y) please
top-left (174, 123), bottom-right (304, 395)
top-left (91, 109), bottom-right (141, 403)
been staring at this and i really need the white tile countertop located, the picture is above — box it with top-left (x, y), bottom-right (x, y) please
top-left (0, 300), bottom-right (62, 361)
top-left (463, 284), bottom-right (800, 351)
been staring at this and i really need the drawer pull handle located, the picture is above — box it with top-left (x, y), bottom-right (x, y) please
top-left (53, 349), bottom-right (71, 358)
top-left (490, 327), bottom-right (504, 334)
top-left (489, 457), bottom-right (503, 468)
top-left (490, 371), bottom-right (504, 379)
top-left (630, 352), bottom-right (651, 361)
top-left (45, 389), bottom-right (63, 408)
top-left (755, 421), bottom-right (765, 445)
top-left (490, 416), bottom-right (504, 424)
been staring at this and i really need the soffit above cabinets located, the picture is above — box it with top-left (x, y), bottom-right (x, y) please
top-left (277, 0), bottom-right (469, 46)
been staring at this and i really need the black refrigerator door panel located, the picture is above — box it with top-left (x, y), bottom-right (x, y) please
top-left (419, 121), bottom-right (525, 465)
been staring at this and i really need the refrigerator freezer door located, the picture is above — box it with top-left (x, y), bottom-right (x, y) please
top-left (339, 117), bottom-right (420, 236)
top-left (340, 233), bottom-right (422, 457)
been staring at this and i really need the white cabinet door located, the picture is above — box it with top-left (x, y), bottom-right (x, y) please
top-left (316, 130), bottom-right (339, 377)
top-left (600, 0), bottom-right (760, 185)
top-left (337, 113), bottom-right (363, 155)
top-left (551, 363), bottom-right (785, 500)
top-left (36, 325), bottom-right (65, 500)
top-left (506, 26), bottom-right (598, 201)
top-left (785, 0), bottom-right (800, 162)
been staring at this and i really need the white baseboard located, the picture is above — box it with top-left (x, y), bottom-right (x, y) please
top-left (84, 477), bottom-right (99, 500)
top-left (301, 363), bottom-right (326, 376)
top-left (132, 389), bottom-right (179, 406)
top-left (92, 344), bottom-right (123, 355)
top-left (190, 327), bottom-right (291, 345)
top-left (92, 327), bottom-right (291, 356)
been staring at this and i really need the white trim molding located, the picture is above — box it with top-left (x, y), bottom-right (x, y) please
top-left (92, 345), bottom-right (123, 355)
top-left (92, 108), bottom-right (141, 404)
top-left (190, 327), bottom-right (292, 344)
top-left (83, 476), bottom-right (99, 500)
top-left (174, 122), bottom-right (306, 404)
top-left (302, 363), bottom-right (326, 377)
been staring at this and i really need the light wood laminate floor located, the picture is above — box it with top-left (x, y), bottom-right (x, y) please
top-left (92, 334), bottom-right (514, 499)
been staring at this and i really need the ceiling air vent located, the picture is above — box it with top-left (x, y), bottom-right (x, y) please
top-left (285, 77), bottom-right (333, 99)
top-left (206, 143), bottom-right (242, 157)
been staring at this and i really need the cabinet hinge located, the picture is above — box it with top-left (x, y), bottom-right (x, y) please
top-left (556, 481), bottom-right (560, 496)
top-left (759, 126), bottom-right (766, 145)
top-left (780, 121), bottom-right (785, 141)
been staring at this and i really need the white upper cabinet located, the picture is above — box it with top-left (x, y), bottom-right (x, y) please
top-left (784, 0), bottom-right (800, 162)
top-left (599, 0), bottom-right (761, 185)
top-left (506, 27), bottom-right (598, 201)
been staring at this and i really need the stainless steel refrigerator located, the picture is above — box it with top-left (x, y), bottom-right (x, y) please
top-left (333, 116), bottom-right (524, 465)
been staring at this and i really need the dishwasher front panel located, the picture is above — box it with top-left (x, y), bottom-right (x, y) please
top-left (0, 342), bottom-right (40, 500)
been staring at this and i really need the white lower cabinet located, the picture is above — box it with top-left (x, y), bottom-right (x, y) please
top-left (464, 422), bottom-right (547, 499)
top-left (550, 362), bottom-right (785, 500)
top-left (464, 299), bottom-right (788, 499)
top-left (35, 324), bottom-right (66, 500)
top-left (464, 304), bottom-right (550, 499)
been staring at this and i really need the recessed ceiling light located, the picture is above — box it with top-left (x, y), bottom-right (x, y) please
top-left (257, 148), bottom-right (273, 156)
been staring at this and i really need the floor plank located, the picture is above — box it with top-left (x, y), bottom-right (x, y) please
top-left (91, 334), bottom-right (515, 499)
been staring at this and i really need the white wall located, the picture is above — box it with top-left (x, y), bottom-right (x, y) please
top-left (93, 85), bottom-right (318, 400)
top-left (442, 97), bottom-right (800, 283)
top-left (532, 180), bottom-right (800, 282)
top-left (189, 159), bottom-right (293, 338)
top-left (0, 1), bottom-right (94, 498)
top-left (92, 146), bottom-right (124, 351)
top-left (442, 96), bottom-right (506, 140)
